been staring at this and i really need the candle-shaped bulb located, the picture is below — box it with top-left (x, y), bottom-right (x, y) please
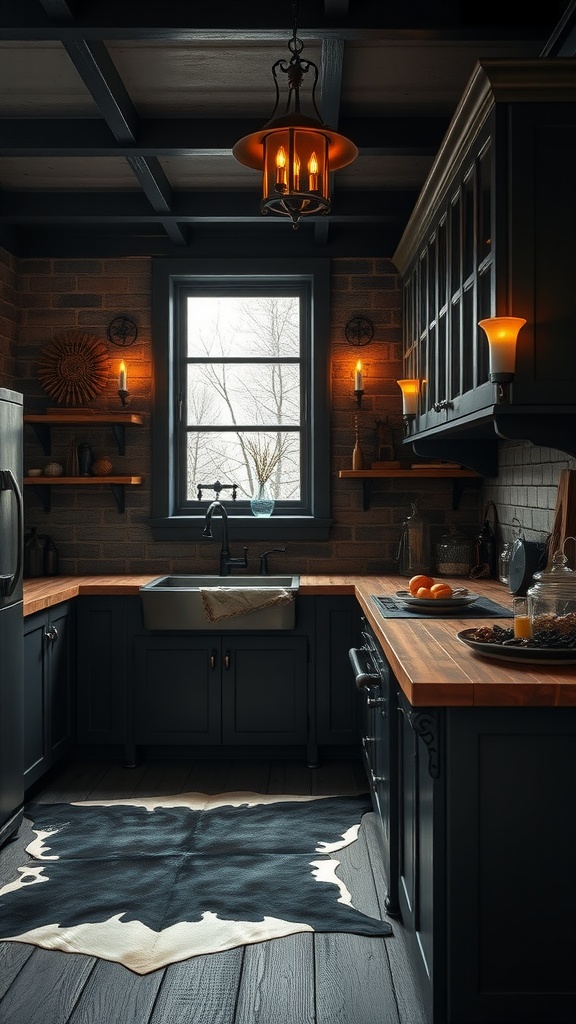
top-left (354, 359), bottom-right (363, 391)
top-left (275, 145), bottom-right (287, 186)
top-left (308, 151), bottom-right (318, 191)
top-left (293, 153), bottom-right (301, 190)
top-left (119, 360), bottom-right (127, 392)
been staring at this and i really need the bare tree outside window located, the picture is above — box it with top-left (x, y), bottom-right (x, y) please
top-left (185, 295), bottom-right (302, 503)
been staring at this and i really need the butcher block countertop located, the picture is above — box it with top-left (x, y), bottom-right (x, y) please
top-left (23, 574), bottom-right (576, 708)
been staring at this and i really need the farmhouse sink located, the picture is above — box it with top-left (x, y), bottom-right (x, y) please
top-left (140, 574), bottom-right (299, 631)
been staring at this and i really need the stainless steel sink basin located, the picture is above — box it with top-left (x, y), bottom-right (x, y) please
top-left (140, 574), bottom-right (299, 630)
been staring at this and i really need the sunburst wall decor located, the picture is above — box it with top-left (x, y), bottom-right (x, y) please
top-left (37, 332), bottom-right (110, 407)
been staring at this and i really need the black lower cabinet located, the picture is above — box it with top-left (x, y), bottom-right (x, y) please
top-left (132, 634), bottom-right (309, 748)
top-left (23, 602), bottom-right (76, 789)
top-left (395, 689), bottom-right (576, 1024)
top-left (76, 596), bottom-right (127, 745)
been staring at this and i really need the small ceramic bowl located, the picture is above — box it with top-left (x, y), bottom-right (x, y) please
top-left (28, 468), bottom-right (42, 477)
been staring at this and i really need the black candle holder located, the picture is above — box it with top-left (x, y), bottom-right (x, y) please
top-left (354, 388), bottom-right (364, 408)
top-left (118, 388), bottom-right (130, 408)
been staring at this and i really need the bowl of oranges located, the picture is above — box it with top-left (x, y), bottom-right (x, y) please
top-left (397, 575), bottom-right (479, 610)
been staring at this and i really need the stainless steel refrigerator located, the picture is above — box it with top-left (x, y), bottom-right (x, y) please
top-left (0, 387), bottom-right (24, 848)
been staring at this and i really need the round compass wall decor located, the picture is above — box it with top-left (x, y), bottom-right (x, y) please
top-left (345, 316), bottom-right (374, 346)
top-left (107, 316), bottom-right (138, 347)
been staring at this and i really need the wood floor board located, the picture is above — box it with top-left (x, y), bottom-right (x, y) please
top-left (267, 759), bottom-right (314, 794)
top-left (235, 933), bottom-right (315, 1024)
top-left (314, 931), bottom-right (400, 1024)
top-left (0, 756), bottom-right (427, 1024)
top-left (0, 941), bottom-right (36, 998)
top-left (0, 947), bottom-right (96, 1024)
top-left (149, 949), bottom-right (245, 1024)
top-left (67, 958), bottom-right (164, 1024)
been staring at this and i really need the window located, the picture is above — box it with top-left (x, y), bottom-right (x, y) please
top-left (150, 259), bottom-right (332, 542)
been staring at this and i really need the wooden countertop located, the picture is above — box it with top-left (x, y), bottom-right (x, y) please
top-left (23, 574), bottom-right (576, 708)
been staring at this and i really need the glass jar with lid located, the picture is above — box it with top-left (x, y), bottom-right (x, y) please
top-left (527, 537), bottom-right (576, 646)
top-left (434, 525), bottom-right (472, 577)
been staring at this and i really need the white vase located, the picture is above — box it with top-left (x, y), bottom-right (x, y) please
top-left (250, 481), bottom-right (275, 517)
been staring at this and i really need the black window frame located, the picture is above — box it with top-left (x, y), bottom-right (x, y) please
top-left (150, 258), bottom-right (332, 542)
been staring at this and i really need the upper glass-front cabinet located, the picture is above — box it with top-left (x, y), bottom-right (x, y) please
top-left (394, 60), bottom-right (576, 463)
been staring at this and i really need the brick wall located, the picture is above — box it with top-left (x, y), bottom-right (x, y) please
top-left (13, 251), bottom-right (483, 576)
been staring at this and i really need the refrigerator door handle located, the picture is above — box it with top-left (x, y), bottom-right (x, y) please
top-left (0, 469), bottom-right (23, 598)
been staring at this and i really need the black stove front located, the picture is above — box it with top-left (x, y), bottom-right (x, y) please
top-left (349, 618), bottom-right (399, 917)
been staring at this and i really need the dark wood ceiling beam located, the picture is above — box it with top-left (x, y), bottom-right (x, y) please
top-left (64, 38), bottom-right (139, 142)
top-left (0, 117), bottom-right (449, 156)
top-left (0, 189), bottom-right (417, 223)
top-left (60, 37), bottom-right (187, 243)
top-left (0, 1), bottom-right (553, 42)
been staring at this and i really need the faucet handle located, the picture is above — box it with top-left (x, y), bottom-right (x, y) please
top-left (259, 547), bottom-right (286, 576)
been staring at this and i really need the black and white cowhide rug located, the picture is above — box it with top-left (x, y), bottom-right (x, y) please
top-left (0, 792), bottom-right (392, 974)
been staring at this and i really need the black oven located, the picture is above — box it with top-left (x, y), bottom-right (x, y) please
top-left (349, 617), bottom-right (399, 917)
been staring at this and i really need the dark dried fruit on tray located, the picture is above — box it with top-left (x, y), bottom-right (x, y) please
top-left (466, 618), bottom-right (576, 649)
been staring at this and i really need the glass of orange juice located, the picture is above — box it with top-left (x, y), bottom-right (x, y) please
top-left (513, 597), bottom-right (533, 639)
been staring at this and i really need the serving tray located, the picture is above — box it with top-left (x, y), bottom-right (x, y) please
top-left (396, 590), bottom-right (480, 611)
top-left (457, 628), bottom-right (576, 665)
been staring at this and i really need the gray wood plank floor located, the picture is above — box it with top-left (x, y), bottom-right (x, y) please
top-left (0, 758), bottom-right (427, 1024)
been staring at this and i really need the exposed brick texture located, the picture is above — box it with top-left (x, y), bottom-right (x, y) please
top-left (5, 246), bottom-right (573, 576)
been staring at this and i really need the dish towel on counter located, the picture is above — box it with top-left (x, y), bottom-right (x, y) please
top-left (200, 587), bottom-right (293, 623)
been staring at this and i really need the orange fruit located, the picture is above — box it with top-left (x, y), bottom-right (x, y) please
top-left (431, 583), bottom-right (453, 599)
top-left (415, 587), bottom-right (434, 599)
top-left (408, 574), bottom-right (435, 596)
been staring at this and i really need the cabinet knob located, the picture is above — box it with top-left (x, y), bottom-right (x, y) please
top-left (44, 625), bottom-right (58, 643)
top-left (224, 650), bottom-right (230, 671)
top-left (210, 649), bottom-right (217, 670)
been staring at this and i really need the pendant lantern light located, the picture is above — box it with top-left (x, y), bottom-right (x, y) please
top-left (233, 4), bottom-right (357, 227)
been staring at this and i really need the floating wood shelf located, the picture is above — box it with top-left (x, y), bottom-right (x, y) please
top-left (24, 412), bottom-right (144, 455)
top-left (24, 476), bottom-right (143, 514)
top-left (338, 468), bottom-right (481, 510)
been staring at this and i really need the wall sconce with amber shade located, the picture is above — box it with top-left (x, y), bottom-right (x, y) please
top-left (396, 379), bottom-right (420, 432)
top-left (478, 317), bottom-right (526, 396)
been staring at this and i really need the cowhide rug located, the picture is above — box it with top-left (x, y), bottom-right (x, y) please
top-left (0, 792), bottom-right (392, 974)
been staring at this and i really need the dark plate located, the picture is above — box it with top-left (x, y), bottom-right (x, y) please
top-left (457, 628), bottom-right (576, 664)
top-left (396, 590), bottom-right (479, 611)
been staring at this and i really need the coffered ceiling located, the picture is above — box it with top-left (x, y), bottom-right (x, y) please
top-left (1, 1), bottom-right (575, 259)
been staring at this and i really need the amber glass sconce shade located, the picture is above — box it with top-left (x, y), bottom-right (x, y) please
top-left (397, 379), bottom-right (420, 426)
top-left (478, 317), bottom-right (527, 383)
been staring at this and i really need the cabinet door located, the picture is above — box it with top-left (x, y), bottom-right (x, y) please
top-left (23, 613), bottom-right (48, 788)
top-left (76, 597), bottom-right (126, 744)
top-left (314, 597), bottom-right (361, 747)
top-left (47, 604), bottom-right (75, 763)
top-left (221, 636), bottom-right (308, 746)
top-left (133, 636), bottom-right (222, 744)
top-left (23, 603), bottom-right (75, 789)
top-left (397, 693), bottom-right (440, 1018)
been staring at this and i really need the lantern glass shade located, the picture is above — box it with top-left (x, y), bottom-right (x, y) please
top-left (478, 317), bottom-right (527, 381)
top-left (261, 127), bottom-right (330, 217)
top-left (397, 379), bottom-right (420, 417)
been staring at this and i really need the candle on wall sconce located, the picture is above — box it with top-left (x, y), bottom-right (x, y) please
top-left (354, 359), bottom-right (364, 407)
top-left (478, 316), bottom-right (526, 386)
top-left (118, 359), bottom-right (130, 407)
top-left (397, 378), bottom-right (420, 430)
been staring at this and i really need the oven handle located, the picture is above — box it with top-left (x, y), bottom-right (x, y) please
top-left (349, 647), bottom-right (381, 690)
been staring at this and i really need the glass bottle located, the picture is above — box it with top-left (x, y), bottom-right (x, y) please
top-left (397, 500), bottom-right (432, 576)
top-left (24, 528), bottom-right (44, 578)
